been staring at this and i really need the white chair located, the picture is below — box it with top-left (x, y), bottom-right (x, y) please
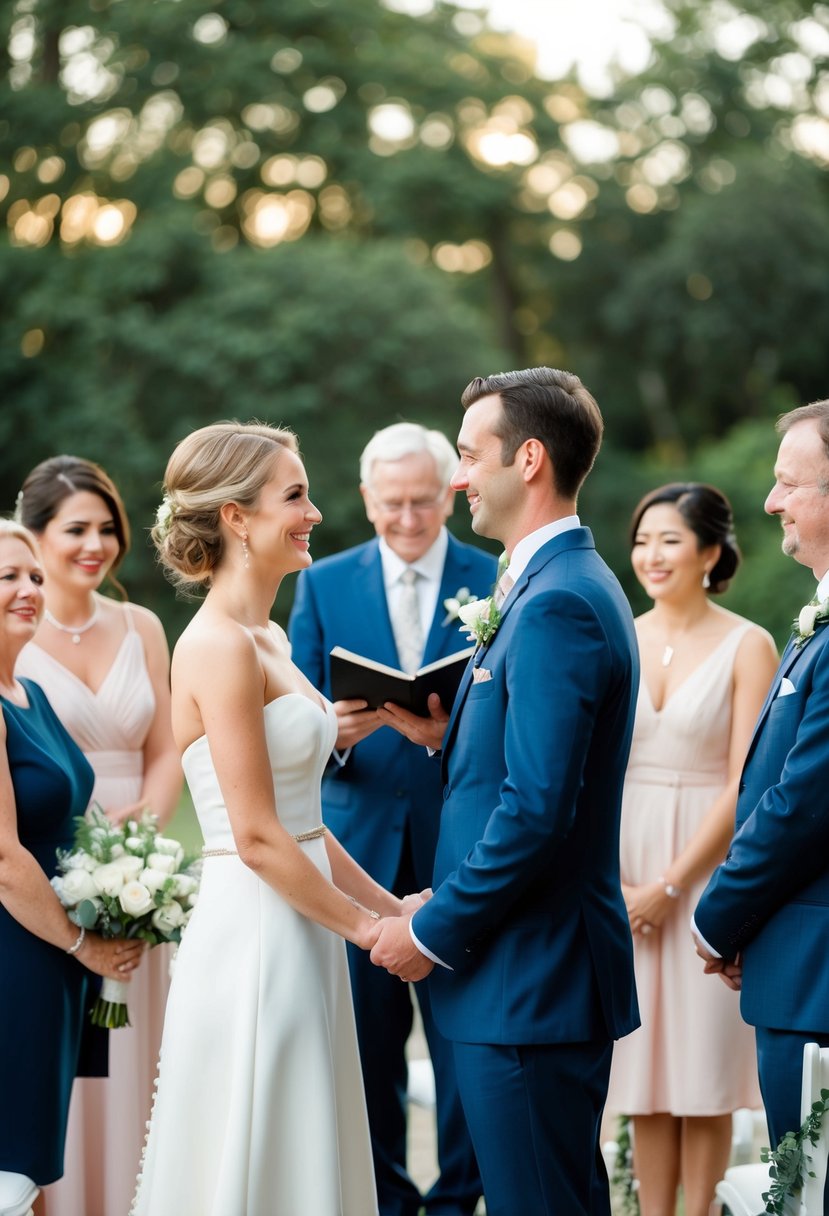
top-left (407, 1056), bottom-right (436, 1108)
top-left (716, 1042), bottom-right (829, 1216)
top-left (0, 1172), bottom-right (39, 1216)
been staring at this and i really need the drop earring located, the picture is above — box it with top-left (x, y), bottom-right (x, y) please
top-left (242, 533), bottom-right (250, 569)
top-left (702, 570), bottom-right (711, 589)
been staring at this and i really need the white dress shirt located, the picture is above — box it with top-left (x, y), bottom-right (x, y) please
top-left (379, 529), bottom-right (448, 644)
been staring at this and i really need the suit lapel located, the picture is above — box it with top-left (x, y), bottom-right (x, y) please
top-left (441, 527), bottom-right (595, 768)
top-left (744, 627), bottom-right (826, 762)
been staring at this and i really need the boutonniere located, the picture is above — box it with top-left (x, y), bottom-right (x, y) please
top-left (457, 597), bottom-right (501, 647)
top-left (793, 598), bottom-right (829, 647)
top-left (442, 587), bottom-right (478, 627)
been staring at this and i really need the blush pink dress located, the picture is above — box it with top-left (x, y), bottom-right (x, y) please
top-left (17, 607), bottom-right (173, 1216)
top-left (607, 622), bottom-right (763, 1116)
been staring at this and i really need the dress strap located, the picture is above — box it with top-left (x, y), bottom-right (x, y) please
top-left (122, 602), bottom-right (136, 632)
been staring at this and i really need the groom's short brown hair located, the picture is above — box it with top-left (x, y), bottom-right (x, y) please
top-left (460, 367), bottom-right (603, 500)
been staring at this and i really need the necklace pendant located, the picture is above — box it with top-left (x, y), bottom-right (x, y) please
top-left (661, 644), bottom-right (674, 668)
top-left (72, 634), bottom-right (81, 645)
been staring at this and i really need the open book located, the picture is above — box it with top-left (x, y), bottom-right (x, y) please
top-left (329, 645), bottom-right (475, 716)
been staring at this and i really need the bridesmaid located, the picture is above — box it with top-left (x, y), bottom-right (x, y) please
top-left (16, 456), bottom-right (182, 1216)
top-left (0, 519), bottom-right (142, 1216)
top-left (607, 483), bottom-right (778, 1216)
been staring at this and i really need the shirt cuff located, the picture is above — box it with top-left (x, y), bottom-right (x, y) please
top-left (690, 915), bottom-right (721, 959)
top-left (409, 920), bottom-right (453, 970)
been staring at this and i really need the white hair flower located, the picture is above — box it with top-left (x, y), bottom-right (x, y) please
top-left (155, 496), bottom-right (174, 537)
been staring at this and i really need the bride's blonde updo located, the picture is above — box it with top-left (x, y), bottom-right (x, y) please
top-left (153, 421), bottom-right (298, 591)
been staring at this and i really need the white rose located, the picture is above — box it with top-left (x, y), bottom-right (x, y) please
top-left (51, 875), bottom-right (68, 905)
top-left (799, 604), bottom-right (819, 637)
top-left (151, 836), bottom-right (182, 857)
top-left (61, 868), bottom-right (99, 904)
top-left (187, 891), bottom-right (199, 908)
top-left (457, 598), bottom-right (492, 639)
top-left (112, 855), bottom-right (144, 879)
top-left (63, 851), bottom-right (98, 873)
top-left (124, 835), bottom-right (144, 853)
top-left (147, 852), bottom-right (177, 875)
top-left (140, 867), bottom-right (172, 894)
top-left (92, 863), bottom-right (126, 898)
top-left (151, 902), bottom-right (185, 934)
top-left (109, 843), bottom-right (125, 859)
top-left (119, 881), bottom-right (155, 917)
top-left (169, 874), bottom-right (198, 899)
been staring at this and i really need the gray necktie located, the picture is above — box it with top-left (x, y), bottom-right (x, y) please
top-left (393, 568), bottom-right (424, 674)
top-left (493, 570), bottom-right (514, 609)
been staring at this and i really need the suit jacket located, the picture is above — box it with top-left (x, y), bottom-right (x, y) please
top-left (288, 534), bottom-right (498, 890)
top-left (412, 527), bottom-right (641, 1046)
top-left (695, 623), bottom-right (829, 1034)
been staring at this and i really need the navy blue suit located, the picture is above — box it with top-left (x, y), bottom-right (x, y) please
top-left (695, 623), bottom-right (829, 1150)
top-left (289, 533), bottom-right (496, 1216)
top-left (412, 528), bottom-right (640, 1216)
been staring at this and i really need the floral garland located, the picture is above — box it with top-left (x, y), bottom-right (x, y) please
top-left (611, 1116), bottom-right (640, 1216)
top-left (760, 1087), bottom-right (829, 1214)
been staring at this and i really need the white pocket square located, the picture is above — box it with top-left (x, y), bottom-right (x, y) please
top-left (472, 666), bottom-right (492, 683)
top-left (778, 677), bottom-right (796, 697)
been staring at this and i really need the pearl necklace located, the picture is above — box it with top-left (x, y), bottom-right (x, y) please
top-left (44, 604), bottom-right (99, 645)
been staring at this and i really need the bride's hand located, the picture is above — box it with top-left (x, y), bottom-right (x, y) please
top-left (104, 800), bottom-right (149, 826)
top-left (399, 888), bottom-right (433, 916)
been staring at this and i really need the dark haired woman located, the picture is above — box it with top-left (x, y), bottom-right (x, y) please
top-left (606, 483), bottom-right (778, 1216)
top-left (15, 456), bottom-right (181, 1216)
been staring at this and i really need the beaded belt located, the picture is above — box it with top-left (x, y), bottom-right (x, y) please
top-left (202, 824), bottom-right (327, 858)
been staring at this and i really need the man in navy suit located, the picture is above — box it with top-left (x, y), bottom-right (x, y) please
top-left (694, 400), bottom-right (829, 1157)
top-left (289, 422), bottom-right (494, 1216)
top-left (371, 368), bottom-right (640, 1216)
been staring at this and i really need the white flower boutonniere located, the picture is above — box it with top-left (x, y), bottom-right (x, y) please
top-left (793, 598), bottom-right (829, 647)
top-left (442, 587), bottom-right (478, 626)
top-left (457, 596), bottom-right (501, 647)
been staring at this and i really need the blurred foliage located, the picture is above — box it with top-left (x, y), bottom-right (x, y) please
top-left (1, 0), bottom-right (828, 641)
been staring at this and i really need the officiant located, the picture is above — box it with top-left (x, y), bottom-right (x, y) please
top-left (289, 421), bottom-right (495, 1216)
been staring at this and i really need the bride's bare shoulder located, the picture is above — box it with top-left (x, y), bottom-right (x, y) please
top-left (173, 612), bottom-right (257, 673)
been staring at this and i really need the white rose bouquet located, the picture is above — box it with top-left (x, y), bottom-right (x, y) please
top-left (52, 804), bottom-right (201, 1028)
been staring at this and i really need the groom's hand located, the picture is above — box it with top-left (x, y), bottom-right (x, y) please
top-left (376, 694), bottom-right (448, 750)
top-left (370, 915), bottom-right (434, 982)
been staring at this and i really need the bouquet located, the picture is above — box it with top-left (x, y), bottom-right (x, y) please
top-left (52, 804), bottom-right (201, 1028)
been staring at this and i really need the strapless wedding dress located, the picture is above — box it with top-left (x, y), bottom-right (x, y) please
top-left (131, 694), bottom-right (377, 1216)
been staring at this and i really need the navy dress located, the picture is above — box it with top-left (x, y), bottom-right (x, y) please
top-left (0, 678), bottom-right (95, 1185)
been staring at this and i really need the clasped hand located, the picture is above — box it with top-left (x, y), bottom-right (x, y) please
top-left (693, 936), bottom-right (743, 991)
top-left (368, 888), bottom-right (434, 982)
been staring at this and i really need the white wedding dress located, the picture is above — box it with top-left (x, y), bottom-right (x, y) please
top-left (131, 694), bottom-right (378, 1216)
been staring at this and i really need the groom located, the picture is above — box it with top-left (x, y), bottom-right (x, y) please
top-left (372, 367), bottom-right (640, 1216)
top-left (694, 400), bottom-right (829, 1159)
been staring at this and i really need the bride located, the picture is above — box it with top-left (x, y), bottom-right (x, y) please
top-left (132, 422), bottom-right (408, 1216)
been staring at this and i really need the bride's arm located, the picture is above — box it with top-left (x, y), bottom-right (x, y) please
top-left (182, 624), bottom-right (381, 950)
top-left (323, 831), bottom-right (403, 919)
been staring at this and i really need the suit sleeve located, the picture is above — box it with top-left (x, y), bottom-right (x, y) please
top-left (413, 588), bottom-right (613, 968)
top-left (695, 641), bottom-right (829, 958)
top-left (287, 570), bottom-right (327, 694)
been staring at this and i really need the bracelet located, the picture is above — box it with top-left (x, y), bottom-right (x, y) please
top-left (658, 876), bottom-right (682, 900)
top-left (66, 925), bottom-right (86, 956)
top-left (348, 895), bottom-right (380, 921)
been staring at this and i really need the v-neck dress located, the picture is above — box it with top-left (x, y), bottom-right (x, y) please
top-left (17, 613), bottom-right (171, 1216)
top-left (607, 622), bottom-right (762, 1115)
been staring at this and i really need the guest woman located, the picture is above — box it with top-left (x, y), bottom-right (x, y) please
top-left (606, 483), bottom-right (778, 1216)
top-left (0, 519), bottom-right (142, 1216)
top-left (16, 457), bottom-right (181, 1216)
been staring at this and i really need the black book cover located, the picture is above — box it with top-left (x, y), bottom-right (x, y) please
top-left (329, 646), bottom-right (475, 716)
